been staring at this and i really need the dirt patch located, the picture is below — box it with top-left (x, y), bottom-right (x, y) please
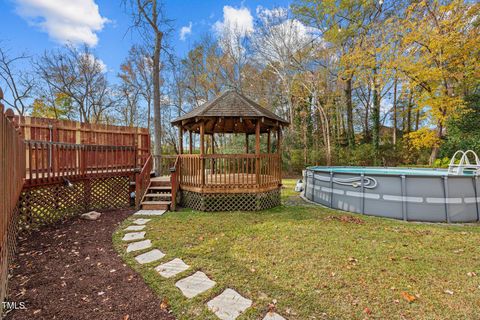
top-left (6, 209), bottom-right (175, 320)
top-left (326, 215), bottom-right (365, 224)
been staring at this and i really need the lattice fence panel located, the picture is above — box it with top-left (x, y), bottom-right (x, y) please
top-left (17, 176), bottom-right (131, 230)
top-left (17, 181), bottom-right (86, 230)
top-left (181, 189), bottom-right (281, 212)
top-left (257, 189), bottom-right (281, 210)
top-left (182, 191), bottom-right (204, 211)
top-left (89, 176), bottom-right (130, 210)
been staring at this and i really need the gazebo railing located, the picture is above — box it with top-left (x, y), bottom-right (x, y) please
top-left (177, 153), bottom-right (281, 191)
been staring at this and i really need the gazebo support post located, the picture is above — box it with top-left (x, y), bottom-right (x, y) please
top-left (200, 121), bottom-right (205, 186)
top-left (277, 127), bottom-right (282, 182)
top-left (211, 134), bottom-right (215, 174)
top-left (267, 130), bottom-right (270, 153)
top-left (189, 130), bottom-right (193, 154)
top-left (245, 134), bottom-right (249, 153)
top-left (179, 127), bottom-right (183, 154)
top-left (255, 120), bottom-right (261, 185)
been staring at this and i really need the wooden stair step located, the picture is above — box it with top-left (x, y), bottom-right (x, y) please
top-left (149, 181), bottom-right (171, 187)
top-left (142, 201), bottom-right (171, 205)
top-left (145, 193), bottom-right (172, 198)
top-left (148, 186), bottom-right (171, 190)
top-left (141, 200), bottom-right (171, 210)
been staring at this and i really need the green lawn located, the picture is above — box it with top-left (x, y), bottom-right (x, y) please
top-left (113, 179), bottom-right (480, 320)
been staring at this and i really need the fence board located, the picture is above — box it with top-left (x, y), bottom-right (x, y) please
top-left (0, 99), bottom-right (26, 313)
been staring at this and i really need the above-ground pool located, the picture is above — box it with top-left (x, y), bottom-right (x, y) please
top-left (304, 166), bottom-right (480, 223)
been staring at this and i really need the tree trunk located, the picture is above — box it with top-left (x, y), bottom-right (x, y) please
top-left (415, 108), bottom-right (420, 131)
top-left (372, 67), bottom-right (381, 161)
top-left (406, 90), bottom-right (413, 134)
top-left (345, 77), bottom-right (355, 146)
top-left (392, 76), bottom-right (398, 145)
top-left (152, 2), bottom-right (163, 175)
top-left (364, 89), bottom-right (370, 143)
top-left (429, 123), bottom-right (442, 165)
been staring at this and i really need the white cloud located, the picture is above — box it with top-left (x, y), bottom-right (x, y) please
top-left (213, 6), bottom-right (254, 37)
top-left (253, 6), bottom-right (322, 64)
top-left (82, 53), bottom-right (107, 73)
top-left (14, 0), bottom-right (108, 47)
top-left (256, 6), bottom-right (288, 20)
top-left (179, 22), bottom-right (192, 41)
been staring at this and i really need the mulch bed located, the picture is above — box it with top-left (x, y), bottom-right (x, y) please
top-left (6, 209), bottom-right (175, 320)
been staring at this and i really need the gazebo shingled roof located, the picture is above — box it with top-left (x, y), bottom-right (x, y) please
top-left (171, 90), bottom-right (289, 134)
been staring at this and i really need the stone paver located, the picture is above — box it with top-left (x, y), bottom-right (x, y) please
top-left (134, 249), bottom-right (165, 264)
top-left (132, 218), bottom-right (151, 225)
top-left (175, 271), bottom-right (216, 298)
top-left (125, 225), bottom-right (145, 231)
top-left (207, 288), bottom-right (252, 320)
top-left (126, 240), bottom-right (152, 253)
top-left (155, 258), bottom-right (189, 278)
top-left (263, 312), bottom-right (286, 320)
top-left (80, 211), bottom-right (101, 220)
top-left (134, 210), bottom-right (166, 216)
top-left (122, 232), bottom-right (145, 241)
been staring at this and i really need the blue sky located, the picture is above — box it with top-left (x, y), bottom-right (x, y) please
top-left (0, 0), bottom-right (291, 83)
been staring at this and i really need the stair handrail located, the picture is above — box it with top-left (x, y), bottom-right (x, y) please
top-left (170, 155), bottom-right (180, 211)
top-left (135, 154), bottom-right (153, 208)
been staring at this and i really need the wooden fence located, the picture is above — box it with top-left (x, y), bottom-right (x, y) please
top-left (1, 98), bottom-right (26, 313)
top-left (10, 115), bottom-right (150, 168)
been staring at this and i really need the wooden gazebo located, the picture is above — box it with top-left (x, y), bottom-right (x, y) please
top-left (170, 90), bottom-right (289, 211)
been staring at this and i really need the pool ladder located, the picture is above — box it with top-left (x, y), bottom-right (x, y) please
top-left (448, 150), bottom-right (480, 175)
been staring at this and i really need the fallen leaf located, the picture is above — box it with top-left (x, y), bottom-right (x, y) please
top-left (267, 303), bottom-right (276, 312)
top-left (363, 307), bottom-right (372, 315)
top-left (401, 291), bottom-right (416, 303)
top-left (348, 257), bottom-right (358, 263)
top-left (467, 272), bottom-right (477, 277)
top-left (123, 315), bottom-right (130, 320)
top-left (160, 297), bottom-right (169, 310)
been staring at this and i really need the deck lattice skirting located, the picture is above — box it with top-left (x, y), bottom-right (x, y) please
top-left (17, 176), bottom-right (131, 230)
top-left (181, 188), bottom-right (281, 212)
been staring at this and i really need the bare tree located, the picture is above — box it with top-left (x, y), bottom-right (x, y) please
top-left (126, 0), bottom-right (170, 175)
top-left (35, 45), bottom-right (114, 123)
top-left (0, 47), bottom-right (35, 115)
top-left (252, 7), bottom-right (314, 122)
top-left (117, 45), bottom-right (153, 128)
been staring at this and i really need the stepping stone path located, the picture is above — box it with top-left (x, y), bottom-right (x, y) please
top-left (123, 210), bottom-right (287, 320)
top-left (132, 218), bottom-right (151, 225)
top-left (207, 288), bottom-right (252, 320)
top-left (135, 249), bottom-right (165, 264)
top-left (122, 232), bottom-right (146, 241)
top-left (126, 240), bottom-right (152, 253)
top-left (125, 225), bottom-right (145, 231)
top-left (263, 312), bottom-right (286, 320)
top-left (175, 271), bottom-right (216, 298)
top-left (155, 258), bottom-right (189, 278)
top-left (134, 210), bottom-right (166, 216)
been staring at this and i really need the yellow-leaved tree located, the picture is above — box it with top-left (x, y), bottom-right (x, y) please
top-left (397, 0), bottom-right (480, 164)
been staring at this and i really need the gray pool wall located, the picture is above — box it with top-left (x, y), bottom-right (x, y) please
top-left (304, 167), bottom-right (480, 223)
